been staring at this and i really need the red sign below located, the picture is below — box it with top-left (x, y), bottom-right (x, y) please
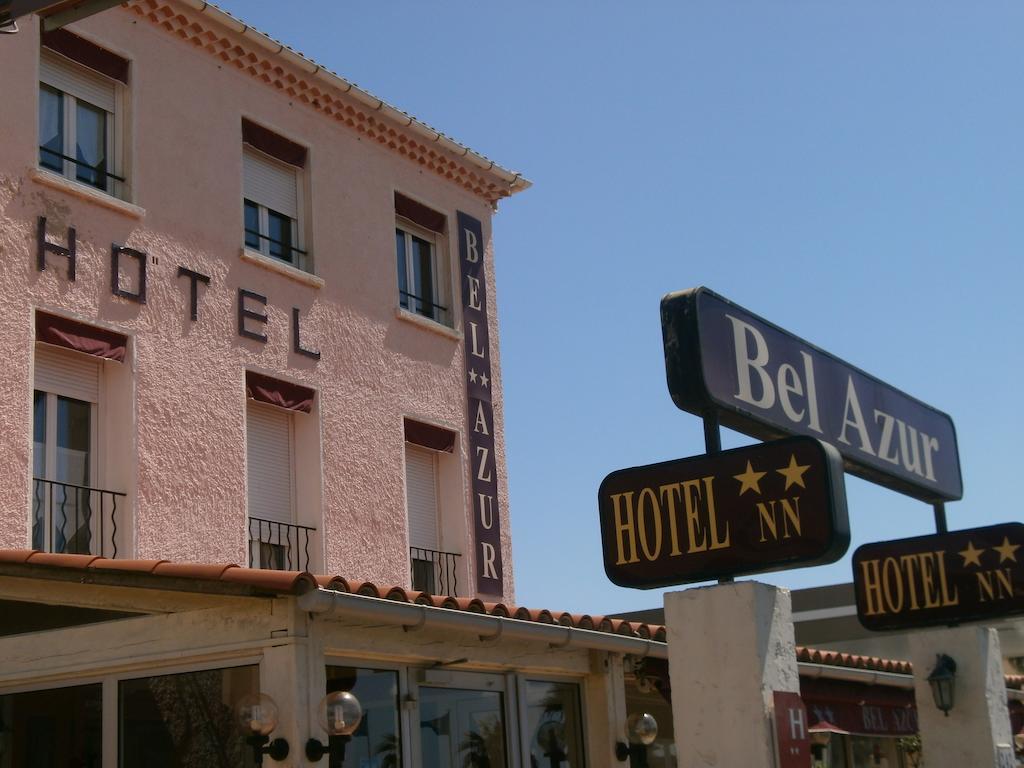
top-left (774, 691), bottom-right (811, 768)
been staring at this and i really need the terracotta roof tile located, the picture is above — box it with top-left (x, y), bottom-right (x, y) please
top-left (0, 550), bottom-right (39, 564)
top-left (220, 567), bottom-right (317, 594)
top-left (26, 552), bottom-right (102, 569)
top-left (151, 562), bottom-right (237, 581)
top-left (87, 558), bottom-right (167, 574)
top-left (796, 646), bottom-right (913, 675)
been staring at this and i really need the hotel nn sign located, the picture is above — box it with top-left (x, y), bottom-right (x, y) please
top-left (661, 288), bottom-right (962, 503)
top-left (853, 523), bottom-right (1024, 632)
top-left (599, 436), bottom-right (849, 588)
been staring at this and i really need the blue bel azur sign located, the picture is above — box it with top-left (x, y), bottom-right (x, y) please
top-left (661, 287), bottom-right (962, 503)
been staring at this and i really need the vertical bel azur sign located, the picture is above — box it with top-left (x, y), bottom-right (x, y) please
top-left (458, 211), bottom-right (503, 595)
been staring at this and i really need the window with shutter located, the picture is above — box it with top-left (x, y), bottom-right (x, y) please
top-left (246, 403), bottom-right (295, 525)
top-left (242, 122), bottom-right (308, 270)
top-left (405, 445), bottom-right (439, 552)
top-left (38, 47), bottom-right (126, 198)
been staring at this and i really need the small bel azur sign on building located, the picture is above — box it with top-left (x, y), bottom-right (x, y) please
top-left (598, 436), bottom-right (849, 588)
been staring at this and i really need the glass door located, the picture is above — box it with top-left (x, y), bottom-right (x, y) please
top-left (33, 391), bottom-right (95, 554)
top-left (415, 670), bottom-right (516, 768)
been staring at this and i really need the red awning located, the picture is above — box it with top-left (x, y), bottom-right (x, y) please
top-left (36, 311), bottom-right (126, 362)
top-left (395, 193), bottom-right (446, 234)
top-left (800, 677), bottom-right (918, 737)
top-left (245, 371), bottom-right (314, 413)
top-left (404, 418), bottom-right (455, 453)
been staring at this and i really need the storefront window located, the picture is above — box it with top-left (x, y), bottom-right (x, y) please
top-left (326, 666), bottom-right (402, 767)
top-left (0, 683), bottom-right (102, 767)
top-left (524, 680), bottom-right (585, 767)
top-left (849, 735), bottom-right (900, 768)
top-left (420, 686), bottom-right (507, 768)
top-left (119, 665), bottom-right (259, 767)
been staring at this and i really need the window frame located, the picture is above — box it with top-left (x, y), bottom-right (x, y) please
top-left (242, 145), bottom-right (309, 272)
top-left (516, 673), bottom-right (590, 768)
top-left (32, 345), bottom-right (102, 556)
top-left (395, 215), bottom-right (451, 328)
top-left (38, 49), bottom-right (125, 200)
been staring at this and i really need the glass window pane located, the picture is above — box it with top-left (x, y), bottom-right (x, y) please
top-left (38, 84), bottom-right (64, 172)
top-left (244, 200), bottom-right (261, 250)
top-left (57, 396), bottom-right (90, 485)
top-left (411, 235), bottom-right (434, 319)
top-left (325, 666), bottom-right (402, 768)
top-left (396, 229), bottom-right (409, 309)
top-left (119, 665), bottom-right (260, 768)
top-left (525, 680), bottom-right (586, 768)
top-left (75, 100), bottom-right (107, 189)
top-left (56, 396), bottom-right (92, 554)
top-left (419, 687), bottom-right (507, 768)
top-left (0, 683), bottom-right (102, 766)
top-left (32, 391), bottom-right (46, 550)
top-left (267, 209), bottom-right (294, 263)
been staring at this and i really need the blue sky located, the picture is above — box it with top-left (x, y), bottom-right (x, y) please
top-left (215, 1), bottom-right (1024, 615)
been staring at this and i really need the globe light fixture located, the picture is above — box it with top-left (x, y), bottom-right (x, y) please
top-left (235, 693), bottom-right (289, 765)
top-left (615, 712), bottom-right (658, 764)
top-left (306, 690), bottom-right (363, 767)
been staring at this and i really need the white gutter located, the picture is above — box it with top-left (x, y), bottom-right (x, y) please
top-left (798, 662), bottom-right (914, 689)
top-left (176, 1), bottom-right (530, 196)
top-left (298, 588), bottom-right (668, 660)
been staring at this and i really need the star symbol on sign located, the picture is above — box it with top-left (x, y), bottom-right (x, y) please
top-left (959, 541), bottom-right (984, 568)
top-left (776, 454), bottom-right (811, 490)
top-left (468, 369), bottom-right (479, 384)
top-left (734, 461), bottom-right (766, 496)
top-left (480, 373), bottom-right (489, 388)
top-left (994, 537), bottom-right (1020, 564)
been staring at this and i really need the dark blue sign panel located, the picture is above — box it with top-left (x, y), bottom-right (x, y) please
top-left (661, 287), bottom-right (962, 502)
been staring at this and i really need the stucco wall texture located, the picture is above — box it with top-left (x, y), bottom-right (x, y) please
top-left (0, 6), bottom-right (515, 601)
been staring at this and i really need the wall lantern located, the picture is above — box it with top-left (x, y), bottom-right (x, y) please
top-left (927, 654), bottom-right (957, 717)
top-left (306, 690), bottom-right (363, 766)
top-left (615, 712), bottom-right (658, 765)
top-left (236, 693), bottom-right (290, 765)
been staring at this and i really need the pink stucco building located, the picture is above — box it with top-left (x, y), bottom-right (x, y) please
top-left (0, 0), bottom-right (529, 601)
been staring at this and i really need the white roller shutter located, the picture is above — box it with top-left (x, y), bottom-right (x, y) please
top-left (243, 147), bottom-right (298, 219)
top-left (247, 403), bottom-right (294, 524)
top-left (405, 445), bottom-right (439, 551)
top-left (40, 51), bottom-right (116, 113)
top-left (34, 345), bottom-right (99, 403)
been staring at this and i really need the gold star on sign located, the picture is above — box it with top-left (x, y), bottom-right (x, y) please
top-left (994, 537), bottom-right (1020, 564)
top-left (734, 461), bottom-right (766, 496)
top-left (958, 541), bottom-right (984, 568)
top-left (776, 454), bottom-right (811, 490)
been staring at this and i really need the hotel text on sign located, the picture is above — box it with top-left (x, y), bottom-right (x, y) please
top-left (598, 436), bottom-right (849, 588)
top-left (660, 287), bottom-right (962, 503)
top-left (853, 523), bottom-right (1024, 632)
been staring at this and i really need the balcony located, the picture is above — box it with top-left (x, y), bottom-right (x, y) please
top-left (32, 478), bottom-right (125, 557)
top-left (410, 547), bottom-right (461, 597)
top-left (248, 517), bottom-right (316, 571)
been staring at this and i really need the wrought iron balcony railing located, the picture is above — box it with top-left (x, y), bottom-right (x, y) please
top-left (32, 478), bottom-right (125, 558)
top-left (248, 517), bottom-right (316, 572)
top-left (410, 547), bottom-right (461, 597)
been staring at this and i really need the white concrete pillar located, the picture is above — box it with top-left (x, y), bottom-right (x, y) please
top-left (665, 581), bottom-right (800, 768)
top-left (908, 625), bottom-right (1013, 767)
